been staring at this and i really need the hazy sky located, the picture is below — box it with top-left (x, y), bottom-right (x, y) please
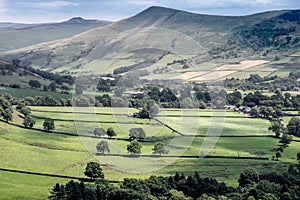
top-left (0, 0), bottom-right (298, 23)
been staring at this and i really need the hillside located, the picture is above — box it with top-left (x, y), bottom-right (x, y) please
top-left (1, 7), bottom-right (300, 79)
top-left (0, 17), bottom-right (111, 52)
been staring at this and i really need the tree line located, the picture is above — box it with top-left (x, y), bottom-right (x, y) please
top-left (50, 159), bottom-right (300, 199)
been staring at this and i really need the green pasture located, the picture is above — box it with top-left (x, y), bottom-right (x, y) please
top-left (0, 86), bottom-right (71, 99)
top-left (1, 106), bottom-right (300, 199)
top-left (0, 170), bottom-right (70, 200)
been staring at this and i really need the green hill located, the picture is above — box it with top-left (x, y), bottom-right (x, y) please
top-left (0, 17), bottom-right (111, 52)
top-left (1, 7), bottom-right (300, 79)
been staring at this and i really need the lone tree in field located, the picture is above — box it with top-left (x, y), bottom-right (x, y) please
top-left (152, 142), bottom-right (169, 156)
top-left (43, 118), bottom-right (55, 132)
top-left (106, 127), bottom-right (117, 138)
top-left (129, 128), bottom-right (146, 140)
top-left (268, 120), bottom-right (284, 138)
top-left (127, 140), bottom-right (142, 155)
top-left (84, 162), bottom-right (104, 180)
top-left (28, 80), bottom-right (41, 88)
top-left (23, 115), bottom-right (36, 128)
top-left (96, 140), bottom-right (110, 154)
top-left (94, 127), bottom-right (105, 137)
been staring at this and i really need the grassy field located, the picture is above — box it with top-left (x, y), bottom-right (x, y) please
top-left (1, 106), bottom-right (300, 199)
top-left (0, 86), bottom-right (71, 99)
top-left (0, 170), bottom-right (71, 200)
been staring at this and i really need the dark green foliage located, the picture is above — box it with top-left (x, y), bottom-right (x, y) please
top-left (238, 168), bottom-right (260, 187)
top-left (23, 115), bottom-right (36, 128)
top-left (227, 91), bottom-right (242, 105)
top-left (96, 140), bottom-right (110, 154)
top-left (106, 127), bottom-right (117, 138)
top-left (43, 118), bottom-right (55, 132)
top-left (129, 128), bottom-right (146, 140)
top-left (28, 80), bottom-right (41, 88)
top-left (127, 140), bottom-right (142, 155)
top-left (1, 108), bottom-right (12, 122)
top-left (268, 120), bottom-right (284, 138)
top-left (287, 117), bottom-right (300, 137)
top-left (275, 151), bottom-right (282, 160)
top-left (152, 142), bottom-right (169, 155)
top-left (84, 162), bottom-right (104, 180)
top-left (280, 134), bottom-right (293, 145)
top-left (94, 128), bottom-right (105, 137)
top-left (50, 164), bottom-right (300, 200)
top-left (0, 95), bottom-right (14, 122)
top-left (20, 106), bottom-right (31, 116)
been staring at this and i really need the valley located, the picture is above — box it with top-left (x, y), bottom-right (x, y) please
top-left (0, 5), bottom-right (300, 200)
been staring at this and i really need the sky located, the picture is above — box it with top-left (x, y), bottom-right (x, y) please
top-left (0, 0), bottom-right (299, 23)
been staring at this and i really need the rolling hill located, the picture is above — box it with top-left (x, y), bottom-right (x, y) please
top-left (1, 6), bottom-right (300, 80)
top-left (0, 17), bottom-right (111, 52)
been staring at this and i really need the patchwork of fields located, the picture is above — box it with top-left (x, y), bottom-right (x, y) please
top-left (0, 106), bottom-right (299, 199)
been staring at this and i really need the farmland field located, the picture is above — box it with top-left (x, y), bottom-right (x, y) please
top-left (1, 106), bottom-right (300, 198)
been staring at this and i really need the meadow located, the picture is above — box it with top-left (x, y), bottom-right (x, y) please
top-left (1, 106), bottom-right (300, 198)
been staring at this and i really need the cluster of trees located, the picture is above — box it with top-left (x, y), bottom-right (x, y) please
top-left (0, 95), bottom-right (13, 122)
top-left (16, 104), bottom-right (36, 128)
top-left (225, 72), bottom-right (300, 98)
top-left (96, 139), bottom-right (168, 156)
top-left (167, 58), bottom-right (189, 69)
top-left (93, 127), bottom-right (117, 138)
top-left (267, 117), bottom-right (300, 160)
top-left (50, 160), bottom-right (300, 199)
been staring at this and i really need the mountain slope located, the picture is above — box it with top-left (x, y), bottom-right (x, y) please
top-left (0, 18), bottom-right (111, 52)
top-left (1, 6), bottom-right (299, 76)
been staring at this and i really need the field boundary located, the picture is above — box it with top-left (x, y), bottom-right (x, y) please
top-left (94, 153), bottom-right (269, 160)
top-left (0, 168), bottom-right (120, 183)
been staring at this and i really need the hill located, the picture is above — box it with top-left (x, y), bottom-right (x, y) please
top-left (0, 17), bottom-right (111, 52)
top-left (1, 7), bottom-right (300, 79)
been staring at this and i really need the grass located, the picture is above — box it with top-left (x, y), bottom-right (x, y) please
top-left (0, 170), bottom-right (71, 200)
top-left (0, 87), bottom-right (71, 99)
top-left (1, 106), bottom-right (300, 199)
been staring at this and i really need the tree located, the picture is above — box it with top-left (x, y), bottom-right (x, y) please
top-left (106, 127), bottom-right (117, 138)
top-left (149, 103), bottom-right (160, 117)
top-left (23, 115), bottom-right (36, 128)
top-left (250, 107), bottom-right (259, 118)
top-left (238, 168), bottom-right (260, 187)
top-left (84, 162), bottom-right (104, 180)
top-left (129, 128), bottom-right (146, 140)
top-left (20, 106), bottom-right (31, 116)
top-left (152, 142), bottom-right (169, 155)
top-left (43, 118), bottom-right (55, 132)
top-left (127, 140), bottom-right (142, 155)
top-left (94, 127), bottom-right (105, 137)
top-left (96, 140), bottom-right (110, 154)
top-left (297, 152), bottom-right (300, 164)
top-left (287, 117), bottom-right (300, 137)
top-left (28, 80), bottom-right (41, 88)
top-left (268, 120), bottom-right (284, 138)
top-left (227, 91), bottom-right (242, 105)
top-left (2, 108), bottom-right (12, 122)
top-left (275, 151), bottom-right (281, 161)
top-left (168, 189), bottom-right (192, 200)
top-left (280, 134), bottom-right (293, 145)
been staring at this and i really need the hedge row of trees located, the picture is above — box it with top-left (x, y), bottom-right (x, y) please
top-left (50, 160), bottom-right (300, 199)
